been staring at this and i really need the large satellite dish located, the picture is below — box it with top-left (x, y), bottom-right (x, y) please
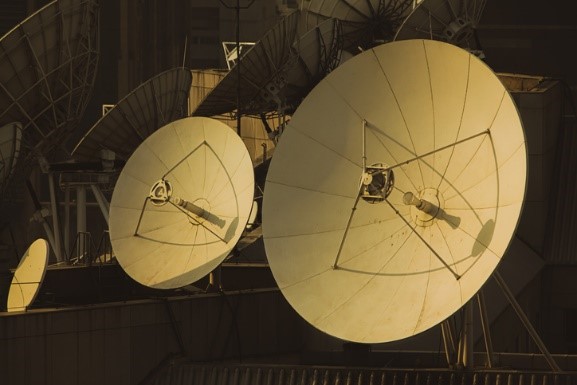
top-left (0, 0), bottom-right (99, 169)
top-left (7, 239), bottom-right (49, 312)
top-left (72, 67), bottom-right (192, 162)
top-left (299, 0), bottom-right (413, 52)
top-left (193, 12), bottom-right (342, 117)
top-left (109, 117), bottom-right (254, 289)
top-left (395, 0), bottom-right (487, 51)
top-left (263, 39), bottom-right (527, 343)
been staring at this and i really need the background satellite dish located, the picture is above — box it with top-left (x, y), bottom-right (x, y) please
top-left (0, 122), bottom-right (22, 189)
top-left (395, 0), bottom-right (487, 53)
top-left (299, 0), bottom-right (413, 52)
top-left (7, 238), bottom-right (49, 312)
top-left (72, 67), bottom-right (192, 162)
top-left (0, 0), bottom-right (99, 171)
top-left (193, 12), bottom-right (343, 117)
top-left (263, 39), bottom-right (527, 343)
top-left (193, 11), bottom-right (300, 117)
top-left (109, 117), bottom-right (254, 289)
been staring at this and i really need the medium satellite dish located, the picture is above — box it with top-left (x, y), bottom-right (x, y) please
top-left (263, 39), bottom-right (527, 343)
top-left (0, 122), bottom-right (22, 188)
top-left (0, 0), bottom-right (99, 168)
top-left (299, 0), bottom-right (413, 52)
top-left (72, 67), bottom-right (192, 162)
top-left (394, 0), bottom-right (487, 52)
top-left (7, 239), bottom-right (49, 312)
top-left (193, 12), bottom-right (342, 117)
top-left (109, 117), bottom-right (254, 289)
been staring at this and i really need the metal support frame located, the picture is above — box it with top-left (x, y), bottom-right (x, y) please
top-left (457, 301), bottom-right (474, 369)
top-left (90, 184), bottom-right (110, 225)
top-left (477, 290), bottom-right (494, 368)
top-left (76, 186), bottom-right (87, 260)
top-left (441, 320), bottom-right (457, 366)
top-left (444, 273), bottom-right (561, 372)
top-left (493, 272), bottom-right (561, 372)
top-left (47, 173), bottom-right (63, 262)
top-left (64, 184), bottom-right (70, 259)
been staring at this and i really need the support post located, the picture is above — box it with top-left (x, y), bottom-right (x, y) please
top-left (64, 185), bottom-right (70, 260)
top-left (477, 290), bottom-right (494, 368)
top-left (90, 184), bottom-right (110, 225)
top-left (457, 301), bottom-right (474, 369)
top-left (47, 173), bottom-right (63, 262)
top-left (76, 186), bottom-right (87, 261)
top-left (441, 320), bottom-right (457, 367)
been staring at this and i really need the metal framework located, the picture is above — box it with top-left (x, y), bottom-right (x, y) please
top-left (0, 0), bottom-right (99, 196)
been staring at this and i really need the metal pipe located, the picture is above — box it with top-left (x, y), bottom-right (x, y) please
top-left (477, 290), bottom-right (494, 368)
top-left (64, 185), bottom-right (70, 260)
top-left (441, 321), bottom-right (456, 366)
top-left (463, 301), bottom-right (474, 368)
top-left (47, 173), bottom-right (63, 262)
top-left (90, 184), bottom-right (110, 225)
top-left (76, 186), bottom-right (87, 260)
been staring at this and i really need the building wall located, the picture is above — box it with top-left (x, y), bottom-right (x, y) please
top-left (0, 289), bottom-right (304, 385)
top-left (480, 0), bottom-right (577, 88)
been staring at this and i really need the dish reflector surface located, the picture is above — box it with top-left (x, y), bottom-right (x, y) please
top-left (193, 13), bottom-right (342, 117)
top-left (300, 0), bottom-right (413, 51)
top-left (193, 11), bottom-right (300, 117)
top-left (263, 39), bottom-right (526, 343)
top-left (109, 117), bottom-right (254, 289)
top-left (72, 67), bottom-right (192, 162)
top-left (7, 239), bottom-right (49, 312)
top-left (395, 0), bottom-right (487, 49)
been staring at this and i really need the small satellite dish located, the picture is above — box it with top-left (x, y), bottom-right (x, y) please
top-left (0, 122), bottom-right (22, 188)
top-left (263, 39), bottom-right (527, 343)
top-left (300, 0), bottom-right (414, 52)
top-left (193, 12), bottom-right (343, 117)
top-left (395, 0), bottom-right (487, 52)
top-left (72, 67), bottom-right (192, 162)
top-left (109, 117), bottom-right (254, 289)
top-left (7, 239), bottom-right (49, 312)
top-left (0, 0), bottom-right (99, 166)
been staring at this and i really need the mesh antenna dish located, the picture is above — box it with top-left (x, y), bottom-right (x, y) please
top-left (109, 117), bottom-right (254, 289)
top-left (263, 39), bottom-right (527, 343)
top-left (0, 0), bottom-right (99, 169)
top-left (299, 0), bottom-right (413, 52)
top-left (0, 122), bottom-right (22, 191)
top-left (7, 239), bottom-right (49, 312)
top-left (193, 12), bottom-right (343, 117)
top-left (73, 67), bottom-right (192, 162)
top-left (395, 0), bottom-right (487, 50)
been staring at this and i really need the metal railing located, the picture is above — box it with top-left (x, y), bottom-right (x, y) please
top-left (147, 363), bottom-right (577, 385)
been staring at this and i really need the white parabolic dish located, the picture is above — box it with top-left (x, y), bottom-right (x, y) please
top-left (109, 117), bottom-right (254, 289)
top-left (263, 39), bottom-right (527, 343)
top-left (7, 238), bottom-right (49, 312)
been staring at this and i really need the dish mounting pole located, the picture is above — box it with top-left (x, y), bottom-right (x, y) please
top-left (219, 0), bottom-right (256, 136)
